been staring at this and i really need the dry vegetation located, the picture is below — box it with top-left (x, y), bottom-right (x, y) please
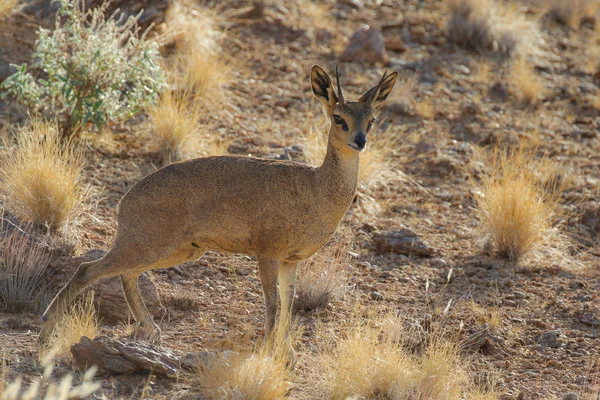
top-left (0, 229), bottom-right (51, 313)
top-left (0, 0), bottom-right (18, 18)
top-left (43, 291), bottom-right (98, 363)
top-left (149, 0), bottom-right (231, 163)
top-left (310, 316), bottom-right (498, 399)
top-left (0, 121), bottom-right (87, 234)
top-left (295, 236), bottom-right (350, 311)
top-left (508, 57), bottom-right (545, 106)
top-left (474, 148), bottom-right (566, 261)
top-left (149, 90), bottom-right (204, 163)
top-left (446, 0), bottom-right (539, 57)
top-left (186, 329), bottom-right (294, 400)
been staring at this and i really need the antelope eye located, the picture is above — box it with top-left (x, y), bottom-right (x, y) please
top-left (333, 115), bottom-right (349, 132)
top-left (367, 121), bottom-right (373, 132)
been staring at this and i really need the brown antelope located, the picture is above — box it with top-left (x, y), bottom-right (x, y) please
top-left (40, 65), bottom-right (398, 349)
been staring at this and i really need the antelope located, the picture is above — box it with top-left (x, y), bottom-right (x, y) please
top-left (39, 65), bottom-right (398, 349)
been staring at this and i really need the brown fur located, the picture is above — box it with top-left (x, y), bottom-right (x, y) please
top-left (39, 66), bottom-right (398, 348)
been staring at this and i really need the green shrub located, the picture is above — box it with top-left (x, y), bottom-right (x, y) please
top-left (1, 0), bottom-right (164, 137)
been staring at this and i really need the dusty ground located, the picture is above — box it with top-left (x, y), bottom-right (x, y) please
top-left (1, 0), bottom-right (600, 398)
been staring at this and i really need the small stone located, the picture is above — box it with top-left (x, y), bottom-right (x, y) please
top-left (234, 268), bottom-right (250, 276)
top-left (538, 331), bottom-right (561, 349)
top-left (579, 312), bottom-right (600, 326)
top-left (370, 291), bottom-right (384, 301)
top-left (384, 37), bottom-right (405, 52)
top-left (371, 229), bottom-right (434, 257)
top-left (563, 393), bottom-right (578, 400)
top-left (426, 153), bottom-right (462, 177)
top-left (228, 141), bottom-right (251, 154)
top-left (512, 291), bottom-right (527, 299)
top-left (339, 25), bottom-right (389, 65)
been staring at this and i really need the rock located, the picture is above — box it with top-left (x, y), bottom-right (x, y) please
top-left (228, 141), bottom-right (251, 154)
top-left (339, 25), bottom-right (390, 65)
top-left (579, 311), bottom-right (600, 326)
top-left (55, 250), bottom-right (164, 323)
top-left (71, 336), bottom-right (180, 376)
top-left (425, 153), bottom-right (462, 177)
top-left (370, 291), bottom-right (384, 300)
top-left (563, 393), bottom-right (578, 400)
top-left (384, 37), bottom-right (406, 52)
top-left (538, 331), bottom-right (561, 349)
top-left (372, 229), bottom-right (434, 257)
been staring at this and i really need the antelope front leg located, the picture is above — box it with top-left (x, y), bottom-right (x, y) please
top-left (277, 262), bottom-right (298, 338)
top-left (258, 258), bottom-right (280, 341)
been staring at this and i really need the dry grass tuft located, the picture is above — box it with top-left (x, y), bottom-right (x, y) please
top-left (0, 120), bottom-right (88, 234)
top-left (187, 327), bottom-right (294, 400)
top-left (170, 289), bottom-right (198, 311)
top-left (151, 0), bottom-right (231, 163)
top-left (474, 148), bottom-right (566, 261)
top-left (415, 99), bottom-right (435, 120)
top-left (311, 316), bottom-right (498, 399)
top-left (0, 229), bottom-right (51, 313)
top-left (148, 90), bottom-right (203, 163)
top-left (295, 236), bottom-right (350, 311)
top-left (44, 291), bottom-right (98, 362)
top-left (508, 58), bottom-right (545, 107)
top-left (161, 0), bottom-right (231, 106)
top-left (1, 351), bottom-right (100, 399)
top-left (0, 0), bottom-right (19, 19)
top-left (447, 0), bottom-right (539, 57)
top-left (468, 300), bottom-right (502, 334)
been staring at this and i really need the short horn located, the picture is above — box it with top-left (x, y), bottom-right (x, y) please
top-left (336, 65), bottom-right (344, 104)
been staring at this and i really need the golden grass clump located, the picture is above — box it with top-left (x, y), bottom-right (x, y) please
top-left (187, 329), bottom-right (294, 400)
top-left (295, 236), bottom-right (349, 312)
top-left (0, 229), bottom-right (51, 313)
top-left (149, 90), bottom-right (203, 163)
top-left (151, 0), bottom-right (231, 162)
top-left (1, 351), bottom-right (100, 400)
top-left (474, 148), bottom-right (566, 261)
top-left (44, 291), bottom-right (98, 362)
top-left (161, 0), bottom-right (231, 105)
top-left (0, 120), bottom-right (87, 234)
top-left (508, 57), bottom-right (545, 107)
top-left (312, 316), bottom-right (498, 399)
top-left (415, 99), bottom-right (435, 120)
top-left (0, 0), bottom-right (19, 18)
top-left (446, 0), bottom-right (539, 57)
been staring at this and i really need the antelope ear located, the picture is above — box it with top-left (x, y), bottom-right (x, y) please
top-left (358, 71), bottom-right (398, 107)
top-left (311, 65), bottom-right (338, 112)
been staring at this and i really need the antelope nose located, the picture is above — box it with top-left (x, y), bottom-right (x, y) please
top-left (354, 133), bottom-right (367, 149)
